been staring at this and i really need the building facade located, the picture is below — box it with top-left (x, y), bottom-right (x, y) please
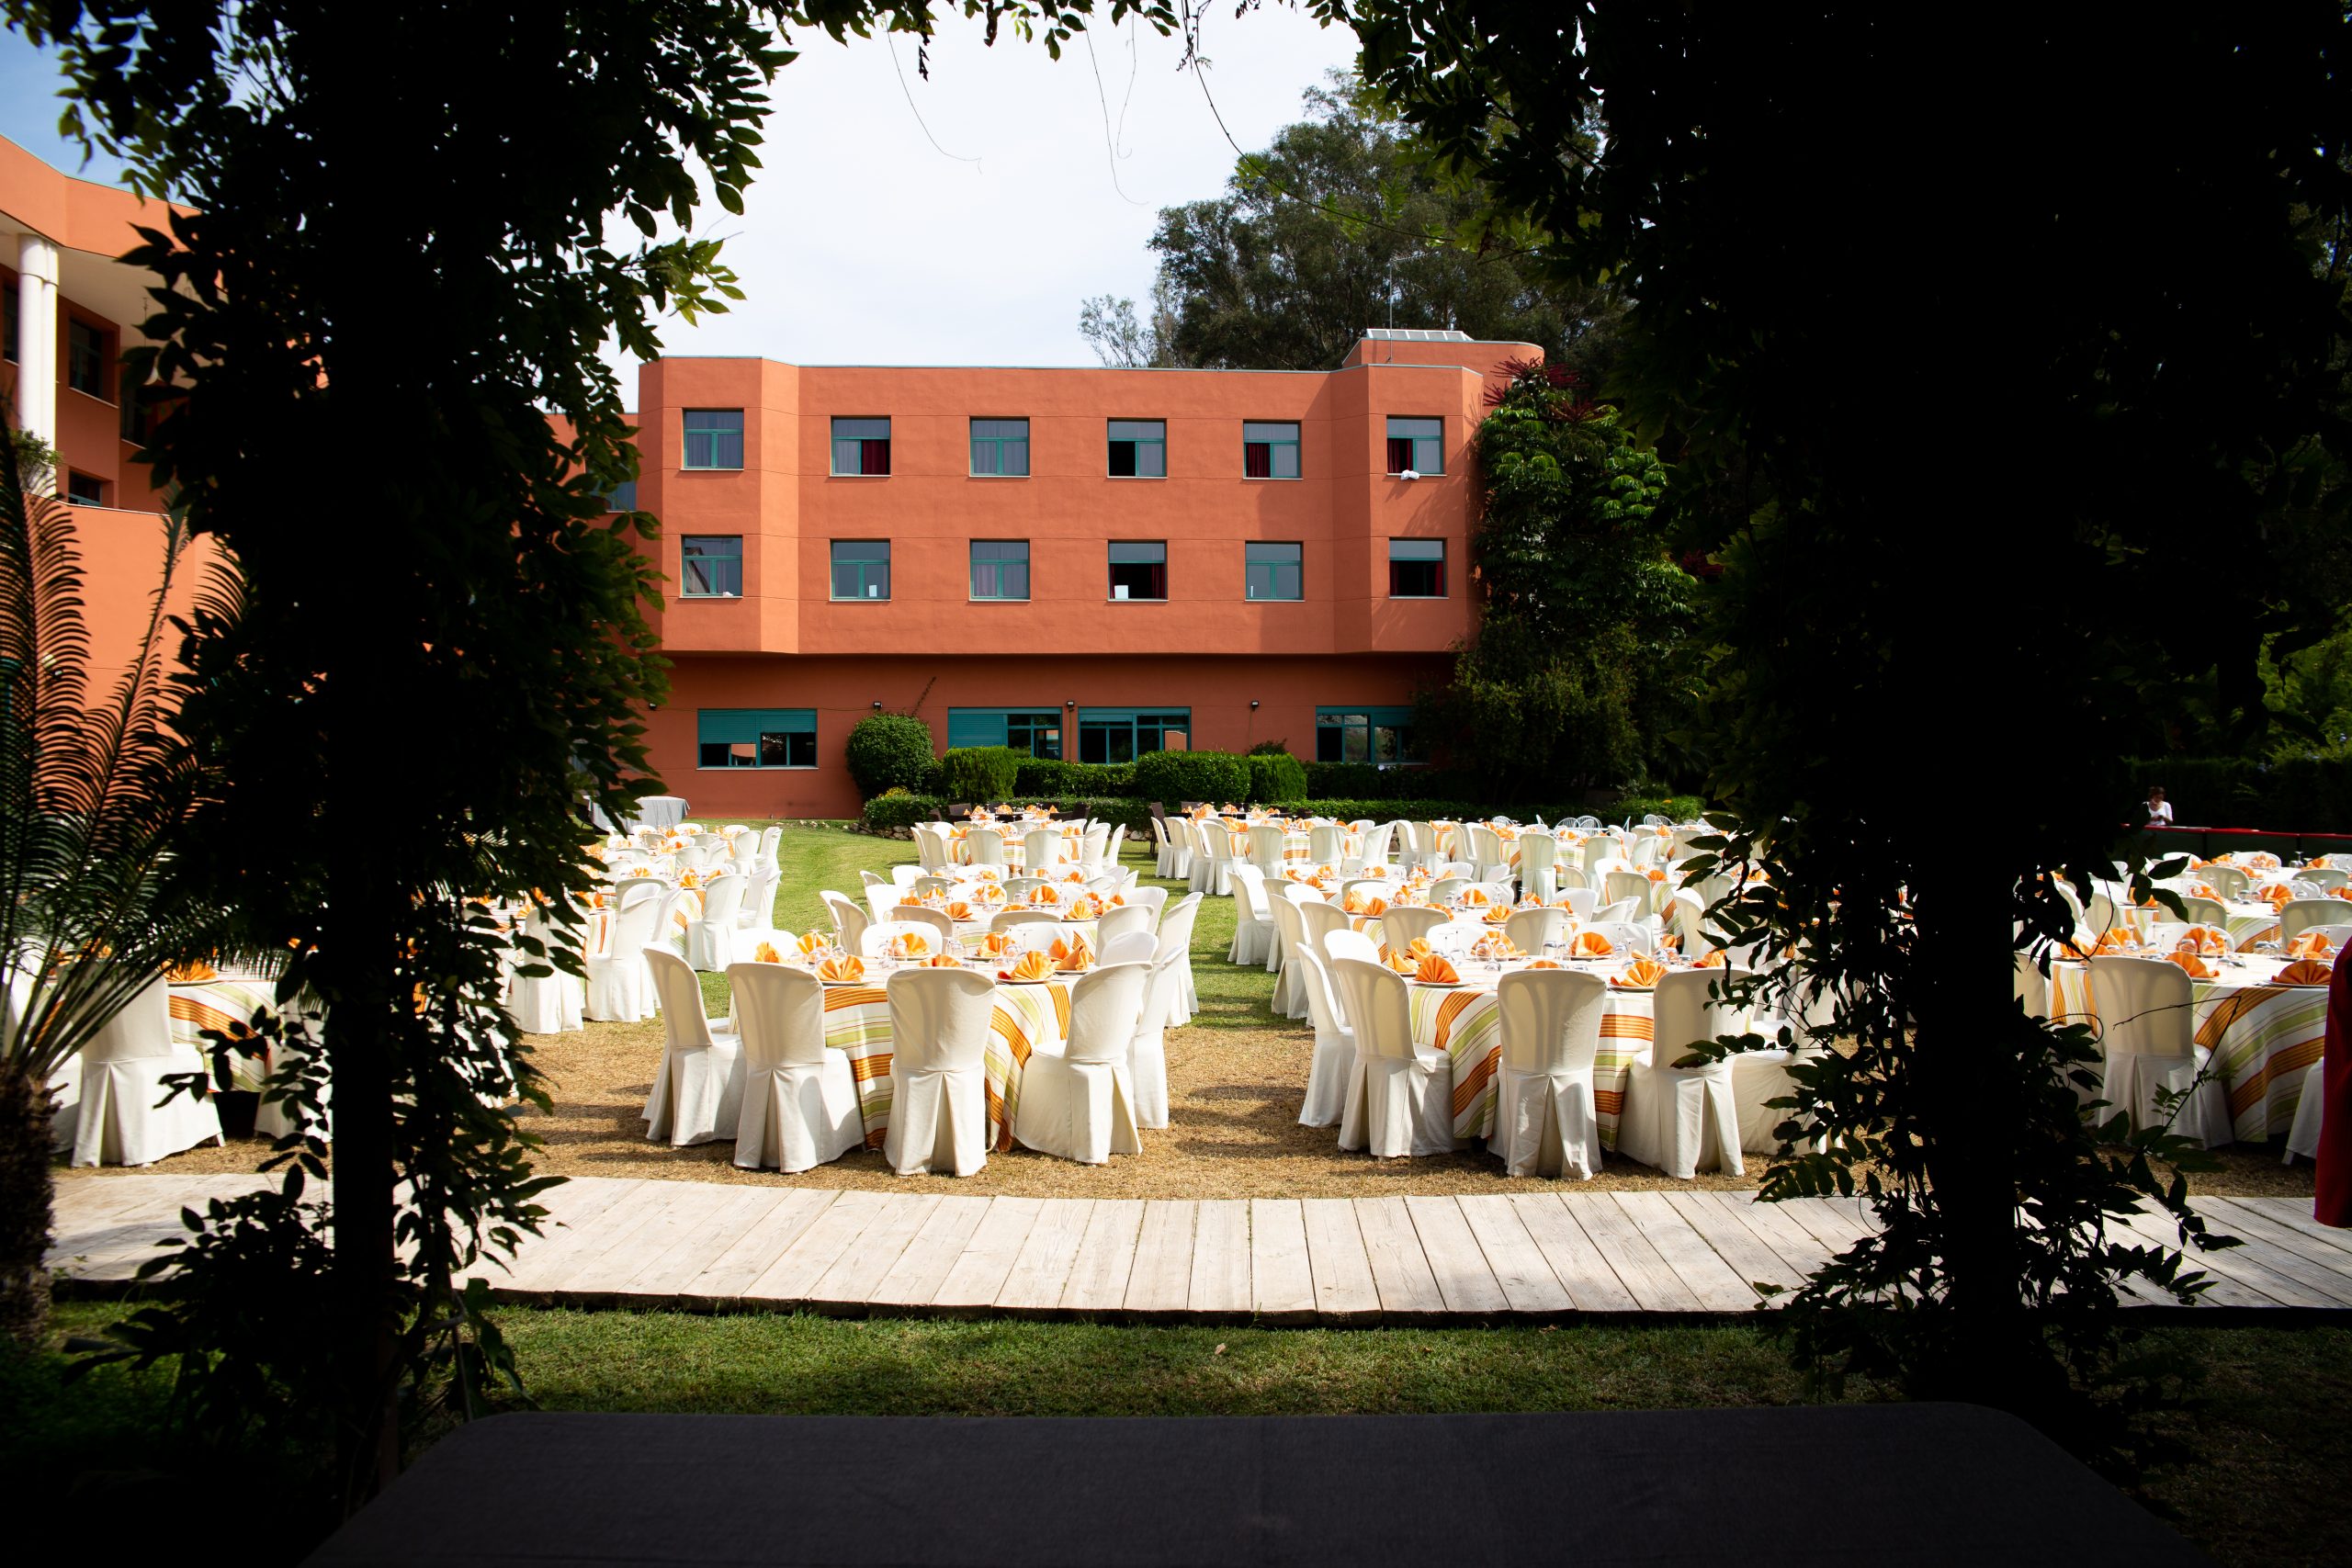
top-left (634, 331), bottom-right (1532, 818)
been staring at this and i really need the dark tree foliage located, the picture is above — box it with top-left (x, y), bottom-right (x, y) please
top-left (1331, 1), bottom-right (2352, 1469)
top-left (1082, 78), bottom-right (1620, 373)
top-left (6, 0), bottom-right (1172, 1522)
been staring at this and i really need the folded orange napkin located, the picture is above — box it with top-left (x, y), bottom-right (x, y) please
top-left (2165, 951), bottom-right (2216, 979)
top-left (1064, 869), bottom-right (1087, 883)
top-left (1002, 950), bottom-right (1056, 982)
top-left (1049, 934), bottom-right (1093, 972)
top-left (2249, 853), bottom-right (2280, 870)
top-left (978, 931), bottom-right (1014, 956)
top-left (1575, 931), bottom-right (1616, 956)
top-left (972, 865), bottom-right (1000, 880)
top-left (2278, 957), bottom-right (2335, 985)
top-left (946, 900), bottom-right (976, 921)
top-left (165, 960), bottom-right (218, 983)
top-left (797, 931), bottom-right (828, 956)
top-left (2178, 925), bottom-right (2227, 954)
top-left (1614, 957), bottom-right (1668, 988)
top-left (817, 955), bottom-right (865, 983)
top-left (888, 932), bottom-right (930, 960)
top-left (925, 953), bottom-right (964, 967)
top-left (975, 885), bottom-right (1005, 905)
top-left (752, 942), bottom-right (783, 964)
top-left (1694, 948), bottom-right (1727, 968)
top-left (1066, 896), bottom-right (1101, 919)
top-left (1415, 953), bottom-right (1461, 984)
top-left (1461, 886), bottom-right (1489, 906)
top-left (1342, 892), bottom-right (1365, 914)
top-left (1645, 867), bottom-right (1668, 882)
top-left (2332, 886), bottom-right (2352, 902)
top-left (2262, 885), bottom-right (2295, 907)
top-left (1363, 865), bottom-right (1388, 880)
top-left (2289, 931), bottom-right (2336, 959)
top-left (1527, 959), bottom-right (1563, 969)
top-left (1030, 886), bottom-right (1062, 907)
top-left (1483, 906), bottom-right (1511, 925)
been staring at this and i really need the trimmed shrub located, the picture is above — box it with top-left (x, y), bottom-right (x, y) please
top-left (1246, 739), bottom-right (1292, 755)
top-left (1132, 750), bottom-right (1251, 808)
top-left (843, 713), bottom-right (935, 800)
top-left (940, 746), bottom-right (1022, 803)
top-left (861, 790), bottom-right (942, 835)
top-left (1013, 758), bottom-right (1137, 797)
top-left (1246, 750), bottom-right (1308, 805)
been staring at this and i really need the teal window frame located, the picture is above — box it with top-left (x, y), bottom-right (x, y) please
top-left (1245, 541), bottom-right (1303, 602)
top-left (1388, 537), bottom-right (1447, 598)
top-left (680, 536), bottom-right (742, 597)
top-left (1317, 706), bottom-right (1421, 765)
top-left (970, 418), bottom-right (1031, 477)
top-left (603, 479), bottom-right (639, 513)
top-left (831, 417), bottom-right (891, 476)
top-left (67, 319), bottom-right (109, 400)
top-left (1077, 707), bottom-right (1190, 765)
top-left (1108, 539), bottom-right (1167, 601)
top-left (697, 707), bottom-right (816, 769)
top-left (682, 408), bottom-right (745, 469)
top-left (947, 707), bottom-right (1064, 759)
top-left (1385, 416), bottom-right (1444, 475)
top-left (1243, 421), bottom-right (1300, 479)
top-left (969, 539), bottom-right (1030, 601)
top-left (1107, 419), bottom-right (1166, 478)
top-left (830, 539), bottom-right (891, 601)
top-left (64, 470), bottom-right (107, 507)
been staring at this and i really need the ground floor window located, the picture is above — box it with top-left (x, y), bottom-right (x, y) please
top-left (1317, 705), bottom-right (1420, 764)
top-left (946, 707), bottom-right (1063, 759)
top-left (1079, 708), bottom-right (1189, 764)
top-left (698, 707), bottom-right (817, 769)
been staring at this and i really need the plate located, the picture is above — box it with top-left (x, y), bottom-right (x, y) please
top-left (1610, 982), bottom-right (1656, 992)
top-left (1413, 978), bottom-right (1462, 988)
top-left (996, 975), bottom-right (1057, 985)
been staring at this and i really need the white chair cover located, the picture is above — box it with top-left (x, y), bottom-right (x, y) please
top-left (1095, 903), bottom-right (1154, 946)
top-left (1157, 892), bottom-right (1204, 1028)
top-left (1490, 967), bottom-right (1606, 1178)
top-left (586, 890), bottom-right (666, 1022)
top-left (1014, 962), bottom-right (1151, 1165)
top-left (640, 948), bottom-right (742, 1146)
top-left (820, 890), bottom-right (870, 953)
top-left (1227, 865), bottom-right (1273, 967)
top-left (2086, 956), bottom-right (2233, 1147)
top-left (1330, 957), bottom-right (1456, 1157)
top-left (1504, 907), bottom-right (1568, 954)
top-left (2286, 1061), bottom-right (2324, 1164)
top-left (1616, 968), bottom-right (1747, 1179)
top-left (71, 976), bottom-right (223, 1168)
top-left (1322, 929), bottom-right (1380, 966)
top-left (685, 873), bottom-right (749, 971)
top-left (883, 966), bottom-right (997, 1176)
top-left (506, 904), bottom-right (586, 1035)
top-left (727, 963), bottom-right (861, 1172)
top-left (1099, 930), bottom-right (1159, 966)
top-left (1378, 905), bottom-right (1447, 950)
top-left (1295, 943), bottom-right (1357, 1129)
top-left (1516, 833), bottom-right (1559, 904)
top-left (1265, 893), bottom-right (1310, 1019)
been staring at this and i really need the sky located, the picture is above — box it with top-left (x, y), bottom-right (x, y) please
top-left (0, 11), bottom-right (1359, 379)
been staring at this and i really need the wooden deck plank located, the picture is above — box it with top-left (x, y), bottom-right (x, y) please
top-left (2235, 1196), bottom-right (2352, 1259)
top-left (620, 1187), bottom-right (793, 1298)
top-left (870, 1196), bottom-right (994, 1307)
top-left (1352, 1197), bottom-right (1444, 1318)
top-left (1301, 1198), bottom-right (1380, 1322)
top-left (1776, 1195), bottom-right (1875, 1252)
top-left (1123, 1201), bottom-right (1196, 1314)
top-left (683, 1189), bottom-right (838, 1299)
top-left (1509, 1193), bottom-right (1638, 1313)
top-left (2108, 1207), bottom-right (2289, 1308)
top-left (1614, 1192), bottom-right (1759, 1311)
top-left (570, 1181), bottom-right (742, 1293)
top-left (1406, 1197), bottom-right (1510, 1314)
top-left (1455, 1196), bottom-right (1573, 1314)
top-left (1249, 1200), bottom-right (1317, 1322)
top-left (932, 1198), bottom-right (1045, 1309)
top-left (1713, 1192), bottom-right (1837, 1279)
top-left (741, 1191), bottom-right (891, 1304)
top-left (1566, 1194), bottom-right (1704, 1312)
top-left (994, 1198), bottom-right (1094, 1311)
top-left (1062, 1199), bottom-right (1147, 1313)
top-left (2195, 1197), bottom-right (2352, 1280)
top-left (510, 1181), bottom-right (672, 1292)
top-left (1675, 1192), bottom-right (1815, 1299)
top-left (808, 1194), bottom-right (943, 1310)
top-left (1188, 1200), bottom-right (1251, 1314)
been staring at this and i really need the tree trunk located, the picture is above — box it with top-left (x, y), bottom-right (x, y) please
top-left (0, 1064), bottom-right (58, 1345)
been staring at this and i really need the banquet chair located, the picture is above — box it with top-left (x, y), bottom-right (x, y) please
top-left (2085, 955), bottom-right (2233, 1147)
top-left (883, 966), bottom-right (998, 1177)
top-left (1024, 828), bottom-right (1065, 873)
top-left (1095, 902), bottom-right (1155, 946)
top-left (1579, 837), bottom-right (1617, 882)
top-left (1490, 967), bottom-right (1607, 1179)
top-left (1349, 820), bottom-right (1394, 875)
top-left (1466, 824), bottom-right (1511, 885)
top-left (1429, 876), bottom-right (1472, 907)
top-left (2278, 899), bottom-right (2343, 943)
top-left (2300, 867), bottom-right (2348, 893)
top-left (1560, 886), bottom-right (1599, 924)
top-left (2012, 950), bottom-right (2051, 1021)
top-left (640, 948), bottom-right (744, 1147)
top-left (2197, 863), bottom-right (2251, 899)
top-left (1617, 967), bottom-right (1750, 1179)
top-left (685, 873), bottom-right (749, 971)
top-left (2298, 922), bottom-right (2352, 949)
top-left (1227, 865), bottom-right (1275, 966)
top-left (506, 904), bottom-right (586, 1035)
top-left (738, 862), bottom-right (782, 932)
top-left (1155, 892), bottom-right (1204, 1030)
top-left (1505, 907), bottom-right (1568, 953)
top-left (1400, 821), bottom-right (1443, 873)
top-left (2177, 894), bottom-right (2229, 929)
top-left (1378, 904), bottom-right (1447, 950)
top-left (2084, 890), bottom-right (2143, 944)
top-left (612, 874), bottom-right (664, 908)
top-left (71, 976), bottom-right (224, 1168)
top-left (1265, 890), bottom-right (1311, 1020)
top-left (1322, 929), bottom-right (1381, 966)
top-left (1603, 870), bottom-right (1657, 917)
top-left (1423, 920), bottom-right (1474, 956)
top-left (1164, 816), bottom-right (1197, 885)
top-left (1588, 920), bottom-right (1655, 958)
top-left (1099, 930), bottom-right (1159, 967)
top-left (2141, 921), bottom-right (2191, 955)
top-left (1102, 824), bottom-right (1125, 868)
top-left (1193, 821), bottom-right (1236, 897)
top-left (1297, 897), bottom-right (1351, 961)
top-left (1339, 878), bottom-right (1390, 907)
top-left (587, 890), bottom-right (667, 1021)
top-left (990, 908), bottom-right (1061, 936)
top-left (2286, 1062), bottom-right (2325, 1166)
top-left (1330, 958), bottom-right (1457, 1157)
top-left (1129, 884), bottom-right (1170, 919)
top-left (1128, 923), bottom-right (1193, 1131)
top-left (1149, 815), bottom-right (1176, 877)
top-left (888, 864), bottom-right (925, 890)
top-left (1249, 823), bottom-right (1289, 877)
top-left (1308, 822), bottom-right (1346, 867)
top-left (725, 962), bottom-right (862, 1173)
top-left (1014, 961), bottom-right (1152, 1165)
top-left (912, 874), bottom-right (956, 900)
top-left (860, 869), bottom-right (889, 896)
top-left (820, 890), bottom-right (870, 955)
top-left (1517, 833), bottom-right (1559, 904)
top-left (913, 824), bottom-right (951, 873)
top-left (1003, 876), bottom-right (1048, 901)
top-left (967, 831), bottom-right (1007, 869)
top-left (887, 905), bottom-right (956, 951)
top-left (1594, 897), bottom-right (1645, 926)
top-left (1295, 942), bottom-right (1357, 1128)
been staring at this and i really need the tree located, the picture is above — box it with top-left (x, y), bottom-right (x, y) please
top-left (6, 0), bottom-right (1176, 1518)
top-left (1088, 76), bottom-right (1620, 374)
top-left (1422, 362), bottom-right (1689, 793)
top-left (1331, 1), bottom-right (2352, 1467)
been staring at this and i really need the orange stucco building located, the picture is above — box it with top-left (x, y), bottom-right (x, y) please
top-left (6, 134), bottom-right (1528, 817)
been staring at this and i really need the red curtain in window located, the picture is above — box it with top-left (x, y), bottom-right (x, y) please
top-left (1244, 443), bottom-right (1272, 479)
top-left (862, 439), bottom-right (891, 475)
top-left (1386, 437), bottom-right (1416, 474)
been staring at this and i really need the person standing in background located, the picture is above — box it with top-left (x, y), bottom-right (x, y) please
top-left (2143, 784), bottom-right (2174, 829)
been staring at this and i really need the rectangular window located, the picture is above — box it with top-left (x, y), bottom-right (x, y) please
top-left (64, 471), bottom-right (107, 507)
top-left (1078, 708), bottom-right (1191, 766)
top-left (1243, 420), bottom-right (1300, 479)
top-left (2, 282), bottom-right (16, 363)
top-left (831, 416), bottom-right (891, 476)
top-left (680, 536), bottom-right (743, 597)
top-left (604, 479), bottom-right (638, 513)
top-left (1385, 416), bottom-right (1444, 476)
top-left (969, 539), bottom-right (1030, 601)
top-left (119, 370), bottom-right (160, 446)
top-left (970, 417), bottom-right (1031, 477)
top-left (1107, 419), bottom-right (1166, 478)
top-left (947, 708), bottom-right (1064, 759)
top-left (1389, 538), bottom-right (1448, 598)
top-left (697, 707), bottom-right (817, 769)
top-left (1317, 706), bottom-right (1422, 765)
top-left (1245, 541), bottom-right (1304, 602)
top-left (682, 409), bottom-right (745, 469)
top-left (67, 321), bottom-right (109, 400)
top-left (1108, 540), bottom-right (1167, 602)
top-left (830, 539), bottom-right (891, 601)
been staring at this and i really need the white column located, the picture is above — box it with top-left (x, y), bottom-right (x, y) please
top-left (15, 231), bottom-right (60, 479)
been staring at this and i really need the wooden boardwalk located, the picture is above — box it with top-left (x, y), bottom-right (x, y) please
top-left (48, 1176), bottom-right (2352, 1320)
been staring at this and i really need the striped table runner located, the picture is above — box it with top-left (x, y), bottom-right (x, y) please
top-left (1408, 980), bottom-right (1657, 1148)
top-left (817, 978), bottom-right (1074, 1152)
top-left (2047, 962), bottom-right (2324, 1140)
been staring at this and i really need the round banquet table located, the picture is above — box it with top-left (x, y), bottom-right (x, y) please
top-left (2048, 956), bottom-right (2327, 1141)
top-left (809, 971), bottom-right (1076, 1152)
top-left (1402, 963), bottom-right (1666, 1148)
top-left (944, 825), bottom-right (1088, 870)
top-left (167, 973), bottom-right (288, 1092)
top-left (630, 795), bottom-right (689, 830)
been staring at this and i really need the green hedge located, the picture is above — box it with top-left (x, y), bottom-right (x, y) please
top-left (2132, 756), bottom-right (2352, 833)
top-left (1133, 750), bottom-right (1251, 807)
top-left (1013, 758), bottom-right (1136, 796)
top-left (1246, 751), bottom-right (1308, 804)
top-left (1289, 796), bottom-right (1704, 825)
top-left (843, 714), bottom-right (935, 799)
top-left (939, 746), bottom-right (1022, 803)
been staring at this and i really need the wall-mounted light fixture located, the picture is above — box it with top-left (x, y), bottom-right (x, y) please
top-left (871, 700), bottom-right (883, 710)
top-left (1250, 699), bottom-right (1261, 710)
top-left (1065, 699), bottom-right (1076, 709)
